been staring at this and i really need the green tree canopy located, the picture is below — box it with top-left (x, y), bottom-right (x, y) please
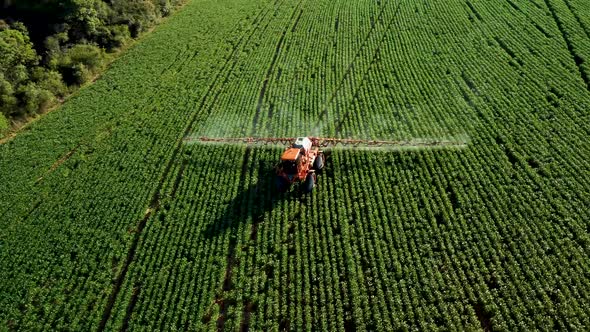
top-left (0, 27), bottom-right (39, 80)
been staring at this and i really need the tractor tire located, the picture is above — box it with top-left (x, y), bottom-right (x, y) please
top-left (276, 175), bottom-right (290, 193)
top-left (313, 153), bottom-right (325, 171)
top-left (303, 173), bottom-right (316, 193)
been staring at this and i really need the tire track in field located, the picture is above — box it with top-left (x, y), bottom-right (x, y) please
top-left (499, 0), bottom-right (553, 38)
top-left (113, 2), bottom-right (285, 327)
top-left (562, 0), bottom-right (590, 39)
top-left (97, 3), bottom-right (280, 330)
top-left (454, 73), bottom-right (590, 260)
top-left (113, 2), bottom-right (279, 324)
top-left (332, 1), bottom-right (404, 136)
top-left (189, 0), bottom-right (287, 135)
top-left (216, 147), bottom-right (252, 331)
top-left (250, 0), bottom-right (306, 135)
top-left (120, 284), bottom-right (141, 332)
top-left (34, 143), bottom-right (81, 184)
top-left (31, 33), bottom-right (198, 189)
top-left (543, 0), bottom-right (590, 91)
top-left (316, 0), bottom-right (403, 134)
top-left (192, 0), bottom-right (281, 118)
top-left (466, 1), bottom-right (483, 21)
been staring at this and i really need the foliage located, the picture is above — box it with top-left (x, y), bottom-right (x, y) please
top-left (0, 27), bottom-right (38, 72)
top-left (1, 0), bottom-right (590, 330)
top-left (52, 44), bottom-right (105, 85)
top-left (0, 0), bottom-right (185, 120)
top-left (0, 112), bottom-right (7, 136)
top-left (111, 0), bottom-right (159, 37)
top-left (0, 26), bottom-right (60, 116)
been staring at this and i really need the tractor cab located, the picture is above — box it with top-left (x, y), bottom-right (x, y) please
top-left (280, 148), bottom-right (303, 175)
top-left (292, 137), bottom-right (312, 153)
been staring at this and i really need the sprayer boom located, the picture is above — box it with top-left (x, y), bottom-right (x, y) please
top-left (182, 135), bottom-right (467, 194)
top-left (184, 136), bottom-right (467, 149)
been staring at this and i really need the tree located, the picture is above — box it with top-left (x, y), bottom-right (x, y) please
top-left (0, 25), bottom-right (62, 117)
top-left (0, 73), bottom-right (18, 117)
top-left (0, 0), bottom-right (183, 121)
top-left (52, 44), bottom-right (105, 85)
top-left (0, 112), bottom-right (7, 137)
top-left (66, 0), bottom-right (113, 42)
top-left (0, 27), bottom-right (39, 80)
top-left (111, 0), bottom-right (159, 37)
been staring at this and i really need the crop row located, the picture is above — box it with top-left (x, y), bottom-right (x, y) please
top-left (0, 0), bottom-right (271, 329)
top-left (104, 143), bottom-right (590, 330)
top-left (1, 0), bottom-right (590, 330)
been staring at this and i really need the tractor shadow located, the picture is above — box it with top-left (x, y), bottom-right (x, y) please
top-left (201, 158), bottom-right (312, 239)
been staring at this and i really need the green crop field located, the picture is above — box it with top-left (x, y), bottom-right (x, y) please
top-left (2, 0), bottom-right (590, 330)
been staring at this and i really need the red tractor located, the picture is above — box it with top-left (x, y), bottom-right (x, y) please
top-left (275, 137), bottom-right (325, 193)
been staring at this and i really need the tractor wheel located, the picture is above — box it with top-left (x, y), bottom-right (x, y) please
top-left (303, 173), bottom-right (316, 193)
top-left (313, 153), bottom-right (325, 171)
top-left (276, 175), bottom-right (290, 193)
